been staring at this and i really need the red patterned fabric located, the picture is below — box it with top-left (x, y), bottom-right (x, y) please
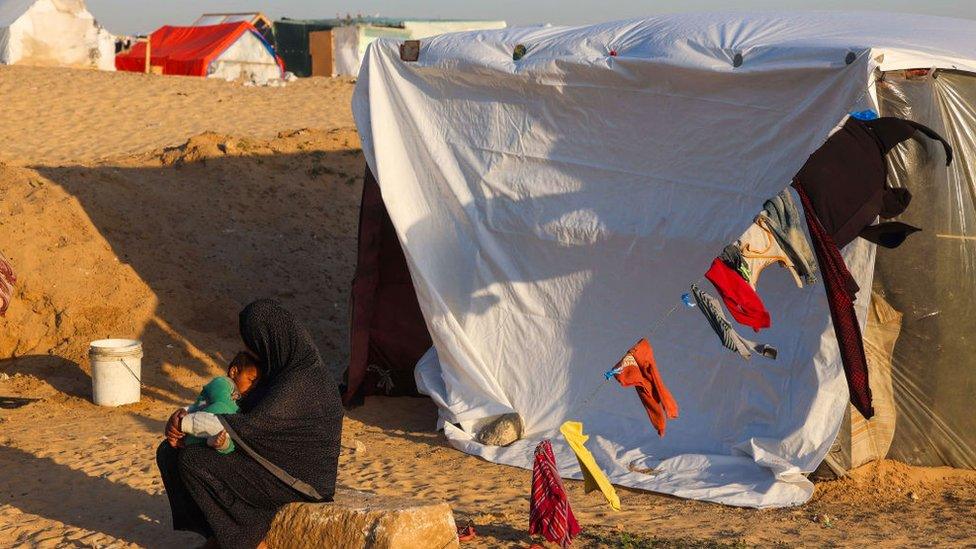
top-left (705, 257), bottom-right (771, 332)
top-left (530, 440), bottom-right (580, 547)
top-left (794, 184), bottom-right (874, 419)
top-left (0, 251), bottom-right (15, 316)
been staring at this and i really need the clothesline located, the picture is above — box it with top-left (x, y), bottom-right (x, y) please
top-left (543, 99), bottom-right (919, 479)
top-left (560, 93), bottom-right (897, 427)
top-left (563, 277), bottom-right (704, 420)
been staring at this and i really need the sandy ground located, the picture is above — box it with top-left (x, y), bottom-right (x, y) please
top-left (0, 66), bottom-right (975, 549)
top-left (0, 66), bottom-right (355, 166)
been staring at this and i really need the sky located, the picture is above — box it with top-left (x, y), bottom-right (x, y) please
top-left (88, 0), bottom-right (976, 35)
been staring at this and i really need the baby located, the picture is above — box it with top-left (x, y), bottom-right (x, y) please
top-left (181, 351), bottom-right (262, 454)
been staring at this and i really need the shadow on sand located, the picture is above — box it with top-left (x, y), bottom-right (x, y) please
top-left (33, 141), bottom-right (365, 400)
top-left (0, 445), bottom-right (197, 547)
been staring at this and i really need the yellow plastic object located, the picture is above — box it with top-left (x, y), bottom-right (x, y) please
top-left (559, 420), bottom-right (621, 511)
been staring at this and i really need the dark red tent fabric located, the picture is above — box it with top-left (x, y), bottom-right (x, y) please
top-left (116, 22), bottom-right (283, 76)
top-left (345, 168), bottom-right (432, 405)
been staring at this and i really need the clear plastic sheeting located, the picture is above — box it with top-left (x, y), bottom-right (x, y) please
top-left (871, 70), bottom-right (976, 469)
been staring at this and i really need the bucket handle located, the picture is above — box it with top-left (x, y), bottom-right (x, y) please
top-left (118, 357), bottom-right (144, 388)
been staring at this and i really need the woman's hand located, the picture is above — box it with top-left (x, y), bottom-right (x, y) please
top-left (165, 409), bottom-right (188, 448)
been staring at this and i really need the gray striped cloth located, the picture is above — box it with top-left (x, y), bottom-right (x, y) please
top-left (691, 284), bottom-right (777, 360)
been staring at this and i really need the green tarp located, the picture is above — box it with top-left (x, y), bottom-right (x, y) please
top-left (273, 17), bottom-right (409, 77)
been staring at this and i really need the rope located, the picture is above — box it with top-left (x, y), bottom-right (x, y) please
top-left (563, 277), bottom-right (704, 419)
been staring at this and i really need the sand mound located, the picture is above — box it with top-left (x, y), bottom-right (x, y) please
top-left (0, 160), bottom-right (152, 365)
top-left (0, 128), bottom-right (364, 405)
top-left (159, 132), bottom-right (230, 166)
top-left (814, 459), bottom-right (976, 504)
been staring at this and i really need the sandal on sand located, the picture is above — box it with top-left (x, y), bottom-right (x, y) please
top-left (457, 521), bottom-right (477, 542)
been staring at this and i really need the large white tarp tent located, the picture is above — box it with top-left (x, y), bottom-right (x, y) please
top-left (0, 0), bottom-right (113, 70)
top-left (351, 12), bottom-right (976, 508)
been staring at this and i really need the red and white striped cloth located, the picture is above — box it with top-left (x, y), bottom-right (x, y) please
top-left (529, 439), bottom-right (581, 547)
top-left (0, 251), bottom-right (15, 316)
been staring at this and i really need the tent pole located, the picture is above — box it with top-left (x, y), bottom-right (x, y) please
top-left (145, 34), bottom-right (151, 74)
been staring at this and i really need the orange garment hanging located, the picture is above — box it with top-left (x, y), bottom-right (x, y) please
top-left (613, 339), bottom-right (678, 437)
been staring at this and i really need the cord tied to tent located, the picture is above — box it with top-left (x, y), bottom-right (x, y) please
top-left (564, 277), bottom-right (704, 419)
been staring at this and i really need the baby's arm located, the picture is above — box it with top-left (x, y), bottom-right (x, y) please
top-left (181, 411), bottom-right (236, 454)
top-left (207, 431), bottom-right (235, 454)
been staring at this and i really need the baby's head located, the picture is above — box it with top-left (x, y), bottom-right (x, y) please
top-left (228, 351), bottom-right (262, 397)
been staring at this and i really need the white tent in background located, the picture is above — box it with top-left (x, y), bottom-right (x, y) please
top-left (351, 12), bottom-right (976, 509)
top-left (331, 20), bottom-right (508, 77)
top-left (0, 0), bottom-right (114, 70)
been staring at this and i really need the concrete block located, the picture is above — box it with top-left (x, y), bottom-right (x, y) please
top-left (267, 489), bottom-right (459, 549)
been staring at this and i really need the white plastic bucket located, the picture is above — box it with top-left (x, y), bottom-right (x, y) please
top-left (89, 339), bottom-right (143, 406)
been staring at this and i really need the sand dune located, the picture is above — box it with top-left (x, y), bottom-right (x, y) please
top-left (0, 67), bottom-right (974, 548)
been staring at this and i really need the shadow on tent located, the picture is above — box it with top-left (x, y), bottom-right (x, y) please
top-left (346, 152), bottom-right (835, 462)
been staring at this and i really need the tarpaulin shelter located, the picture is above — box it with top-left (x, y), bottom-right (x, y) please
top-left (349, 12), bottom-right (976, 508)
top-left (273, 17), bottom-right (506, 77)
top-left (822, 68), bottom-right (976, 475)
top-left (0, 0), bottom-right (114, 70)
top-left (115, 22), bottom-right (283, 81)
top-left (192, 12), bottom-right (273, 43)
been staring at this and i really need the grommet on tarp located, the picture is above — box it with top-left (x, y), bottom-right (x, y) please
top-left (400, 40), bottom-right (420, 62)
top-left (732, 52), bottom-right (743, 68)
top-left (513, 44), bottom-right (527, 61)
top-left (845, 52), bottom-right (857, 65)
top-left (604, 365), bottom-right (625, 380)
top-left (681, 293), bottom-right (696, 308)
top-left (850, 109), bottom-right (879, 121)
top-left (609, 49), bottom-right (618, 57)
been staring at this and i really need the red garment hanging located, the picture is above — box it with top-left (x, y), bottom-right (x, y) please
top-left (705, 257), bottom-right (771, 332)
top-left (0, 250), bottom-right (15, 316)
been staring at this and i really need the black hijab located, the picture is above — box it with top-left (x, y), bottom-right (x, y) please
top-left (222, 299), bottom-right (343, 499)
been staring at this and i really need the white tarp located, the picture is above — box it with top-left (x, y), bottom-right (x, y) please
top-left (351, 12), bottom-right (976, 508)
top-left (0, 0), bottom-right (114, 70)
top-left (332, 21), bottom-right (508, 78)
top-left (333, 26), bottom-right (360, 77)
top-left (207, 30), bottom-right (282, 83)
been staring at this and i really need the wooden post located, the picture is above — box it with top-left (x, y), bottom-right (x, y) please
top-left (144, 34), bottom-right (151, 74)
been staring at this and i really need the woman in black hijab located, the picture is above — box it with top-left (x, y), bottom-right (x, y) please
top-left (156, 299), bottom-right (344, 548)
